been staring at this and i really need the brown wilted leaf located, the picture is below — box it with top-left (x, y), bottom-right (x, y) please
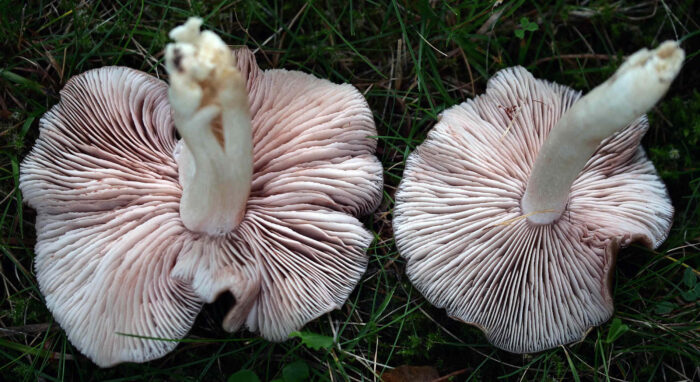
top-left (381, 365), bottom-right (440, 382)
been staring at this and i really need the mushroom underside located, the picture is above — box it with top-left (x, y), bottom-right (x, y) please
top-left (20, 47), bottom-right (383, 365)
top-left (393, 67), bottom-right (672, 353)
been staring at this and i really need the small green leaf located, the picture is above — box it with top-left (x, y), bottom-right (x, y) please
top-left (681, 290), bottom-right (696, 302)
top-left (695, 283), bottom-right (700, 298)
top-left (519, 17), bottom-right (538, 31)
top-left (228, 370), bottom-right (261, 382)
top-left (514, 29), bottom-right (525, 39)
top-left (605, 318), bottom-right (629, 343)
top-left (654, 301), bottom-right (676, 314)
top-left (282, 360), bottom-right (310, 382)
top-left (683, 267), bottom-right (697, 288)
top-left (289, 331), bottom-right (334, 350)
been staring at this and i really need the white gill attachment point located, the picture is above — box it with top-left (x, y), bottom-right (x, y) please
top-left (521, 41), bottom-right (684, 225)
top-left (166, 17), bottom-right (253, 235)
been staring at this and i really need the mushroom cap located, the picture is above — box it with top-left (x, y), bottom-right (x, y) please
top-left (20, 47), bottom-right (383, 365)
top-left (392, 66), bottom-right (673, 353)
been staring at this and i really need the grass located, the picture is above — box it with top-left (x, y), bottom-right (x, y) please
top-left (0, 0), bottom-right (698, 380)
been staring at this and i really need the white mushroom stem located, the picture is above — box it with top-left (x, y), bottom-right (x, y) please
top-left (521, 41), bottom-right (684, 225)
top-left (166, 18), bottom-right (253, 235)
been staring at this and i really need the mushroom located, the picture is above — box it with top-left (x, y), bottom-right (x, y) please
top-left (393, 41), bottom-right (683, 353)
top-left (20, 18), bottom-right (383, 366)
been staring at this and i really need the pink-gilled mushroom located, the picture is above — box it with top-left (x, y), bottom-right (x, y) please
top-left (19, 18), bottom-right (383, 366)
top-left (393, 41), bottom-right (683, 353)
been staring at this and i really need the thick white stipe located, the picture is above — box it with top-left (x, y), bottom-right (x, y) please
top-left (166, 18), bottom-right (253, 235)
top-left (522, 41), bottom-right (684, 225)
